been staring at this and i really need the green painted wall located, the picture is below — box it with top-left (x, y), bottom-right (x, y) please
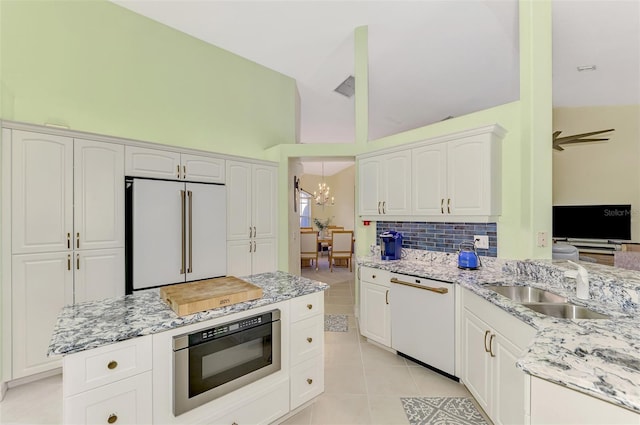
top-left (0, 0), bottom-right (297, 158)
top-left (273, 0), bottom-right (553, 266)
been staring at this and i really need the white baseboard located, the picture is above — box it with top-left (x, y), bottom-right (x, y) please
top-left (0, 381), bottom-right (7, 401)
top-left (7, 367), bottom-right (62, 389)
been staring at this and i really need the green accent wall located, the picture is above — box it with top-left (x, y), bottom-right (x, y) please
top-left (0, 0), bottom-right (297, 158)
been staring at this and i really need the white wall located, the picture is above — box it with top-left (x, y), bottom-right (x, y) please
top-left (553, 105), bottom-right (640, 241)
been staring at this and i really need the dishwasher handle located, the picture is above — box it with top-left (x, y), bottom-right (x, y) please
top-left (390, 277), bottom-right (449, 294)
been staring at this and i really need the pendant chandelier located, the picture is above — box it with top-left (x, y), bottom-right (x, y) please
top-left (314, 163), bottom-right (334, 206)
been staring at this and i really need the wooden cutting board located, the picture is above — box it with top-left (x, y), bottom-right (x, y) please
top-left (160, 276), bottom-right (263, 317)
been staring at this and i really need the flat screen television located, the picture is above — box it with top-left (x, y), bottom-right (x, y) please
top-left (552, 204), bottom-right (631, 241)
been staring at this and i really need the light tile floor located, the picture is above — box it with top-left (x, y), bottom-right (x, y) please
top-left (289, 259), bottom-right (489, 425)
top-left (0, 260), bottom-right (487, 424)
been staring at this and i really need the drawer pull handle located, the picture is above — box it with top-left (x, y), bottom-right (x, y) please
top-left (390, 278), bottom-right (449, 294)
top-left (307, 378), bottom-right (313, 385)
top-left (107, 414), bottom-right (118, 424)
top-left (307, 304), bottom-right (313, 310)
top-left (483, 330), bottom-right (491, 353)
top-left (107, 360), bottom-right (118, 370)
top-left (307, 337), bottom-right (313, 343)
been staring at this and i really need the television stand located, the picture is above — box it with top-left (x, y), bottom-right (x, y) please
top-left (554, 239), bottom-right (623, 266)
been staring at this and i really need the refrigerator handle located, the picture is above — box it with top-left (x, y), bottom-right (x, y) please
top-left (187, 190), bottom-right (193, 274)
top-left (180, 190), bottom-right (186, 274)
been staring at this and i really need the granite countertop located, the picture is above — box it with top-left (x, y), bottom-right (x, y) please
top-left (48, 271), bottom-right (329, 357)
top-left (359, 251), bottom-right (640, 413)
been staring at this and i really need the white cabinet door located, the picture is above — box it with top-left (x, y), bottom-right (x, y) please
top-left (227, 239), bottom-right (252, 277)
top-left (125, 146), bottom-right (181, 180)
top-left (412, 143), bottom-right (447, 215)
top-left (64, 372), bottom-right (152, 425)
top-left (186, 183), bottom-right (226, 281)
top-left (382, 150), bottom-right (412, 215)
top-left (12, 130), bottom-right (73, 254)
top-left (181, 153), bottom-right (225, 183)
top-left (252, 164), bottom-right (277, 239)
top-left (74, 249), bottom-right (125, 304)
top-left (74, 139), bottom-right (124, 250)
top-left (493, 332), bottom-right (528, 425)
top-left (448, 136), bottom-right (492, 215)
top-left (360, 281), bottom-right (391, 347)
top-left (226, 161), bottom-right (252, 241)
top-left (252, 238), bottom-right (277, 275)
top-left (12, 252), bottom-right (73, 378)
top-left (462, 309), bottom-right (492, 415)
top-left (358, 157), bottom-right (383, 216)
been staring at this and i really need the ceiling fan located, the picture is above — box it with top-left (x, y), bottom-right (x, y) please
top-left (552, 128), bottom-right (615, 151)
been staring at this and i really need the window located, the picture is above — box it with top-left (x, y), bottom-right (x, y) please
top-left (299, 190), bottom-right (312, 227)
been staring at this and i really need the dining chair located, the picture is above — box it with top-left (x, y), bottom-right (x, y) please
top-left (322, 226), bottom-right (343, 256)
top-left (329, 230), bottom-right (354, 272)
top-left (300, 231), bottom-right (319, 270)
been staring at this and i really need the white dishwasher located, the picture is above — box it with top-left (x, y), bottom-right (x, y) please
top-left (390, 273), bottom-right (456, 379)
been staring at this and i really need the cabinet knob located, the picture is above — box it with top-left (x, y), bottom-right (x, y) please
top-left (372, 274), bottom-right (376, 279)
top-left (307, 304), bottom-right (313, 310)
top-left (107, 360), bottom-right (118, 370)
top-left (307, 337), bottom-right (313, 343)
top-left (232, 422), bottom-right (238, 425)
top-left (107, 414), bottom-right (118, 424)
top-left (307, 378), bottom-right (313, 385)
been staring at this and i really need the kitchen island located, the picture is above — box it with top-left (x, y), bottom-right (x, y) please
top-left (48, 271), bottom-right (329, 425)
top-left (359, 250), bottom-right (640, 423)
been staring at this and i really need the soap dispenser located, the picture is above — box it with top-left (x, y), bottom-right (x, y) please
top-left (567, 260), bottom-right (589, 300)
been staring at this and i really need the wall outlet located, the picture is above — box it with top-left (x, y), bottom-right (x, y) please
top-left (474, 235), bottom-right (489, 249)
top-left (537, 231), bottom-right (548, 247)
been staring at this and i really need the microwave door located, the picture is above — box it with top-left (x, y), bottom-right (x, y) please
top-left (132, 178), bottom-right (185, 290)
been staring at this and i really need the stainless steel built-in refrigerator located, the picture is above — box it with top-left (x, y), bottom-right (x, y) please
top-left (126, 177), bottom-right (226, 292)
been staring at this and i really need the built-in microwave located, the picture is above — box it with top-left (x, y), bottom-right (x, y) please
top-left (172, 309), bottom-right (281, 416)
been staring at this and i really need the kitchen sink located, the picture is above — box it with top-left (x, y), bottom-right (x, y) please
top-left (485, 285), bottom-right (567, 304)
top-left (522, 303), bottom-right (610, 320)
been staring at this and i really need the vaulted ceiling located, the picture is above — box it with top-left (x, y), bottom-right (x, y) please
top-left (112, 0), bottom-right (639, 148)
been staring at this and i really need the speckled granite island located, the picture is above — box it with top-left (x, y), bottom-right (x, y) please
top-left (359, 250), bottom-right (640, 424)
top-left (49, 271), bottom-right (329, 425)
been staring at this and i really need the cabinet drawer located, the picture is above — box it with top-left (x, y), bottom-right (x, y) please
top-left (63, 336), bottom-right (152, 396)
top-left (211, 378), bottom-right (289, 425)
top-left (64, 371), bottom-right (152, 425)
top-left (291, 316), bottom-right (323, 365)
top-left (290, 292), bottom-right (323, 322)
top-left (360, 267), bottom-right (390, 286)
top-left (290, 357), bottom-right (324, 410)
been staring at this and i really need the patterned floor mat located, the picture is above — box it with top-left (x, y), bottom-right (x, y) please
top-left (324, 314), bottom-right (348, 332)
top-left (401, 397), bottom-right (488, 425)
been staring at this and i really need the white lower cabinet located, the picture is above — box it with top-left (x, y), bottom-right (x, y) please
top-left (212, 379), bottom-right (289, 425)
top-left (529, 376), bottom-right (640, 424)
top-left (63, 336), bottom-right (153, 424)
top-left (226, 238), bottom-right (276, 277)
top-left (73, 248), bottom-right (125, 303)
top-left (289, 293), bottom-right (325, 410)
top-left (64, 372), bottom-right (152, 425)
top-left (359, 267), bottom-right (391, 347)
top-left (461, 288), bottom-right (535, 425)
top-left (11, 252), bottom-right (73, 378)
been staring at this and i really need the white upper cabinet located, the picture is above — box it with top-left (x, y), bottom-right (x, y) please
top-left (226, 161), bottom-right (277, 241)
top-left (12, 130), bottom-right (74, 254)
top-left (358, 150), bottom-right (411, 216)
top-left (226, 160), bottom-right (277, 276)
top-left (125, 146), bottom-right (224, 183)
top-left (74, 139), bottom-right (125, 250)
top-left (412, 143), bottom-right (447, 215)
top-left (12, 132), bottom-right (125, 253)
top-left (181, 153), bottom-right (225, 183)
top-left (359, 124), bottom-right (505, 221)
top-left (447, 135), bottom-right (500, 216)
